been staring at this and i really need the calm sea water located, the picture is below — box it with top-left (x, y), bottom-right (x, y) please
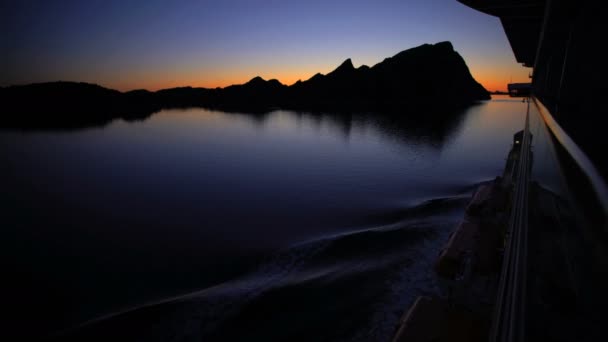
top-left (1, 96), bottom-right (526, 341)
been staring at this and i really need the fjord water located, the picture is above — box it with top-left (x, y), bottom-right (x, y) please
top-left (2, 96), bottom-right (526, 340)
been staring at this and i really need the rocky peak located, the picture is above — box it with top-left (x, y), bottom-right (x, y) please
top-left (328, 58), bottom-right (355, 76)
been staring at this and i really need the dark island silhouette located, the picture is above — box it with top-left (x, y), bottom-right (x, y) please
top-left (1, 42), bottom-right (489, 129)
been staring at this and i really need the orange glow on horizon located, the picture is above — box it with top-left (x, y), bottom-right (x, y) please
top-left (107, 63), bottom-right (531, 94)
top-left (115, 77), bottom-right (523, 94)
top-left (115, 76), bottom-right (526, 94)
top-left (469, 63), bottom-right (531, 93)
top-left (110, 69), bottom-right (328, 92)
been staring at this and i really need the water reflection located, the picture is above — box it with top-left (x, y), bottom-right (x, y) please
top-left (0, 96), bottom-right (527, 340)
top-left (229, 107), bottom-right (471, 150)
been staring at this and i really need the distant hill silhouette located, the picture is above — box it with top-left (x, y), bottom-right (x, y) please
top-left (1, 42), bottom-right (489, 129)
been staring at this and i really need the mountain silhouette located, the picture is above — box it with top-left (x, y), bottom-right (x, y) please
top-left (1, 42), bottom-right (489, 129)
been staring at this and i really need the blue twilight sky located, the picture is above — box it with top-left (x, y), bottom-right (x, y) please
top-left (1, 0), bottom-right (530, 91)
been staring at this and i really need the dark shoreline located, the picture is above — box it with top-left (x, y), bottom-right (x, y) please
top-left (1, 42), bottom-right (489, 130)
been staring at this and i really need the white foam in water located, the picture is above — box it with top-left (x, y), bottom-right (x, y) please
top-left (357, 220), bottom-right (458, 341)
top-left (64, 197), bottom-right (466, 341)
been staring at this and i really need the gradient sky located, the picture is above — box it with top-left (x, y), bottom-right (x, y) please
top-left (1, 0), bottom-right (530, 92)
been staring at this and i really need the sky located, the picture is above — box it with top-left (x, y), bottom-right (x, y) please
top-left (1, 0), bottom-right (530, 92)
